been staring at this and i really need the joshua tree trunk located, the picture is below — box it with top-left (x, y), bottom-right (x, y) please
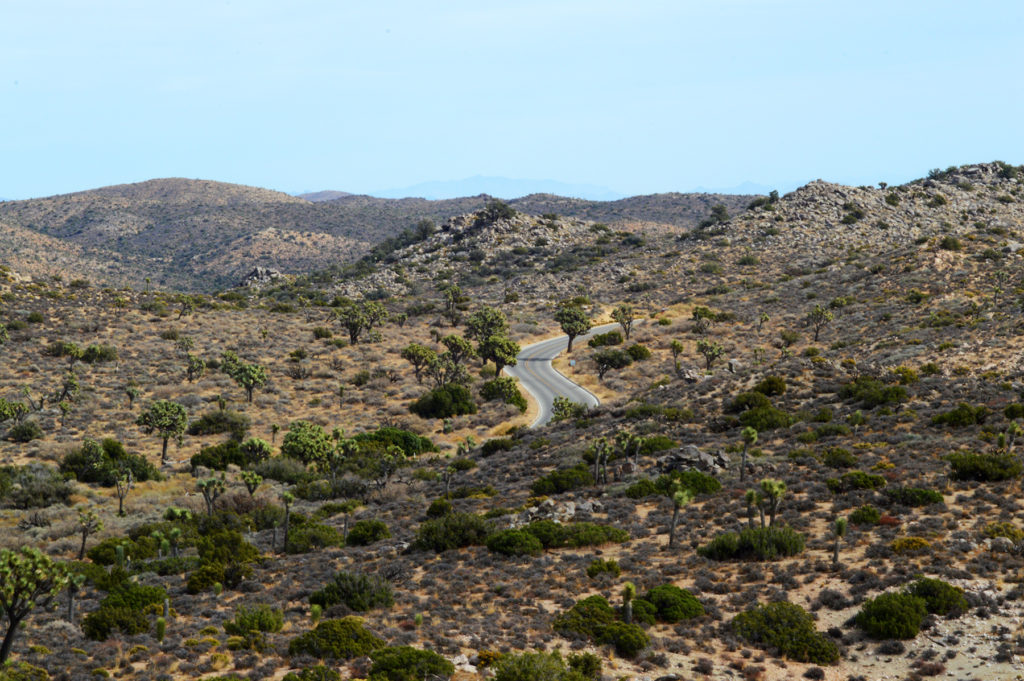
top-left (161, 436), bottom-right (170, 464)
top-left (833, 536), bottom-right (841, 567)
top-left (668, 506), bottom-right (680, 548)
top-left (740, 444), bottom-right (749, 482)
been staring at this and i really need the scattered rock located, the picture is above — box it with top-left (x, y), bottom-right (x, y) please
top-left (657, 445), bottom-right (729, 474)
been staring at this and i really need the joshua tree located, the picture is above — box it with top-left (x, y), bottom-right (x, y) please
top-left (615, 430), bottom-right (644, 468)
top-left (234, 363), bottom-right (267, 403)
top-left (696, 339), bottom-right (724, 371)
top-left (668, 487), bottom-right (694, 548)
top-left (832, 517), bottom-right (848, 568)
top-left (241, 471), bottom-right (263, 498)
top-left (198, 476), bottom-right (226, 515)
top-left (621, 582), bottom-right (637, 624)
top-left (744, 489), bottom-right (759, 528)
top-left (757, 312), bottom-right (770, 333)
top-left (0, 548), bottom-right (70, 663)
top-left (271, 424), bottom-right (280, 444)
top-left (401, 343), bottom-right (437, 384)
top-left (115, 468), bottom-right (133, 516)
top-left (77, 509), bottom-right (102, 560)
top-left (589, 437), bottom-right (612, 485)
top-left (554, 304), bottom-right (591, 353)
top-left (611, 304), bottom-right (637, 341)
top-left (66, 571), bottom-right (85, 622)
top-left (807, 304), bottom-right (834, 342)
top-left (670, 339), bottom-right (684, 373)
top-left (740, 427), bottom-right (758, 482)
top-left (759, 479), bottom-right (786, 527)
top-left (280, 491), bottom-right (295, 554)
top-left (186, 354), bottom-right (206, 383)
top-left (136, 400), bottom-right (188, 465)
top-left (1005, 421), bottom-right (1023, 453)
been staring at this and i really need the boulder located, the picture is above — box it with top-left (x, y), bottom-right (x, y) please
top-left (657, 445), bottom-right (729, 474)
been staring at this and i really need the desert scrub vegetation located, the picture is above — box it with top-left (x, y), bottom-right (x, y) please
top-left (855, 592), bottom-right (928, 639)
top-left (552, 595), bottom-right (649, 658)
top-left (732, 601), bottom-right (839, 664)
top-left (288, 617), bottom-right (385, 659)
top-left (697, 526), bottom-right (805, 561)
top-left (309, 571), bottom-right (394, 612)
top-left (948, 451), bottom-right (1022, 481)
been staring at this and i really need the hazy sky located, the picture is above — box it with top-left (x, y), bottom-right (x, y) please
top-left (2, 1), bottom-right (1023, 199)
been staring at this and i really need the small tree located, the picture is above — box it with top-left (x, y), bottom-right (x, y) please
top-left (479, 334), bottom-right (520, 375)
top-left (744, 489), bottom-right (759, 528)
top-left (759, 479), bottom-right (786, 527)
top-left (336, 301), bottom-right (369, 344)
top-left (807, 304), bottom-right (834, 342)
top-left (440, 284), bottom-right (469, 327)
top-left (740, 427), bottom-right (758, 482)
top-left (668, 487), bottom-right (694, 548)
top-left (136, 400), bottom-right (188, 465)
top-left (670, 339), bottom-right (685, 373)
top-left (115, 468), bottom-right (133, 516)
top-left (125, 384), bottom-right (140, 409)
top-left (464, 306), bottom-right (509, 345)
top-left (594, 348), bottom-right (632, 380)
top-left (401, 343), bottom-right (437, 384)
top-left (611, 304), bottom-right (637, 341)
top-left (832, 517), bottom-right (848, 568)
top-left (198, 476), bottom-right (226, 515)
top-left (554, 304), bottom-right (591, 353)
top-left (241, 470), bottom-right (263, 497)
top-left (757, 312), bottom-right (770, 333)
top-left (622, 582), bottom-right (637, 624)
top-left (0, 547), bottom-right (70, 663)
top-left (186, 354), bottom-right (206, 383)
top-left (696, 339), bottom-right (724, 371)
top-left (77, 509), bottom-right (102, 560)
top-left (234, 363), bottom-right (268, 403)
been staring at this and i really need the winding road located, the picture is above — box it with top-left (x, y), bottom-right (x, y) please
top-left (505, 322), bottom-right (620, 428)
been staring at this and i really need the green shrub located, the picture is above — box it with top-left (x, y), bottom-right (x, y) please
top-left (309, 572), bottom-right (394, 612)
top-left (494, 651), bottom-right (591, 681)
top-left (82, 606), bottom-right (150, 641)
top-left (821, 448), bottom-right (857, 469)
top-left (849, 504), bottom-right (881, 525)
top-left (531, 464), bottom-right (594, 495)
top-left (1005, 403), bottom-right (1024, 419)
top-left (486, 529), bottom-right (543, 557)
top-left (739, 406), bottom-right (793, 431)
top-left (368, 646), bottom-right (455, 681)
top-left (0, 662), bottom-right (50, 681)
top-left (596, 621), bottom-right (648, 658)
top-left (352, 427), bottom-right (436, 457)
top-left (552, 595), bottom-right (617, 640)
top-left (412, 512), bottom-right (492, 552)
top-left (288, 617), bottom-right (385, 659)
top-left (753, 375), bottom-right (787, 396)
top-left (0, 464), bottom-right (71, 508)
top-left (588, 331), bottom-right (623, 348)
top-left (697, 526), bottom-right (805, 561)
top-left (287, 522), bottom-right (343, 554)
top-left (948, 451), bottom-right (1022, 481)
top-left (346, 519), bottom-right (391, 546)
top-left (630, 598), bottom-right (657, 626)
top-left (425, 498), bottom-right (452, 518)
top-left (282, 667), bottom-right (340, 681)
top-left (905, 577), bottom-right (967, 617)
top-left (623, 479), bottom-right (659, 499)
top-left (254, 456), bottom-right (313, 484)
top-left (626, 343), bottom-right (651, 361)
top-left (984, 522), bottom-right (1024, 542)
top-left (187, 562), bottom-right (229, 594)
top-left (524, 520), bottom-right (629, 549)
top-left (932, 403), bottom-right (990, 427)
top-left (224, 604), bottom-right (284, 635)
top-left (81, 344), bottom-right (118, 363)
top-left (891, 536), bottom-right (931, 555)
top-left (5, 421), bottom-right (43, 443)
top-left (637, 435), bottom-right (676, 456)
top-left (409, 384), bottom-right (477, 419)
top-left (585, 558), bottom-right (620, 579)
top-left (855, 592), bottom-right (927, 639)
top-left (61, 438), bottom-right (161, 486)
top-left (726, 391), bottom-right (772, 413)
top-left (480, 377), bottom-right (527, 412)
top-left (645, 584), bottom-right (703, 622)
top-left (826, 470), bottom-right (886, 493)
top-left (190, 440), bottom-right (247, 471)
top-left (187, 409), bottom-right (251, 442)
top-left (839, 376), bottom-right (908, 409)
top-left (732, 601), bottom-right (839, 665)
top-left (884, 487), bottom-right (943, 507)
top-left (481, 438), bottom-right (514, 456)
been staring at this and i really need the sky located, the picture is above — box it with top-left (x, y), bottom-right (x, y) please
top-left (2, 0), bottom-right (1023, 200)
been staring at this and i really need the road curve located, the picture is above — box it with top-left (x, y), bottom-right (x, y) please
top-left (505, 322), bottom-right (620, 428)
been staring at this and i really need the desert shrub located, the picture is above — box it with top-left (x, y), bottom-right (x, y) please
top-left (891, 536), bottom-right (931, 555)
top-left (87, 537), bottom-right (158, 566)
top-left (5, 420), bottom-right (42, 443)
top-left (187, 562), bottom-right (229, 594)
top-left (850, 505), bottom-right (881, 525)
top-left (588, 331), bottom-right (623, 348)
top-left (623, 479), bottom-right (659, 499)
top-left (637, 435), bottom-right (677, 456)
top-left (726, 391), bottom-right (772, 413)
top-left (552, 595), bottom-right (617, 640)
top-left (0, 464), bottom-right (72, 509)
top-left (187, 409), bottom-right (251, 441)
top-left (81, 344), bottom-right (118, 363)
top-left (409, 384), bottom-right (477, 419)
top-left (884, 487), bottom-right (943, 507)
top-left (224, 604), bottom-right (284, 636)
top-left (281, 420), bottom-right (332, 464)
top-left (597, 621), bottom-right (649, 657)
top-left (254, 456), bottom-right (313, 484)
top-left (494, 651), bottom-right (592, 681)
top-left (0, 662), bottom-right (50, 681)
top-left (101, 580), bottom-right (166, 612)
top-left (346, 519), bottom-right (391, 546)
top-left (61, 438), bottom-right (161, 486)
top-left (82, 606), bottom-right (150, 641)
top-left (287, 522), bottom-right (343, 554)
top-left (531, 464), bottom-right (594, 495)
top-left (645, 584), bottom-right (703, 622)
top-left (486, 528), bottom-right (544, 557)
top-left (425, 498), bottom-right (452, 518)
top-left (352, 427), bottom-right (436, 457)
top-left (630, 598), bottom-right (657, 625)
top-left (753, 375), bottom-right (787, 396)
top-left (288, 617), bottom-right (385, 659)
top-left (412, 512), bottom-right (491, 552)
top-left (697, 526), bottom-right (805, 561)
top-left (931, 403), bottom-right (990, 427)
top-left (732, 601), bottom-right (839, 665)
top-left (821, 448), bottom-right (857, 469)
top-left (855, 593), bottom-right (927, 639)
top-left (740, 406), bottom-right (794, 431)
top-left (190, 440), bottom-right (247, 471)
top-left (814, 423), bottom-right (850, 438)
top-left (525, 520), bottom-right (628, 549)
top-left (905, 577), bottom-right (967, 617)
top-left (481, 438), bottom-right (514, 457)
top-left (310, 571), bottom-right (394, 612)
top-left (586, 558), bottom-right (620, 579)
top-left (948, 452), bottom-right (1022, 481)
top-left (626, 343), bottom-right (651, 361)
top-left (283, 667), bottom-right (340, 681)
top-left (826, 470), bottom-right (886, 493)
top-left (1004, 403), bottom-right (1024, 419)
top-left (293, 478), bottom-right (368, 502)
top-left (839, 376), bottom-right (907, 408)
top-left (368, 646), bottom-right (455, 681)
top-left (984, 522), bottom-right (1024, 542)
top-left (480, 377), bottom-right (527, 412)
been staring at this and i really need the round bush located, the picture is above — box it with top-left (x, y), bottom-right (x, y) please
top-left (630, 598), bottom-right (657, 625)
top-left (596, 621), bottom-right (648, 658)
top-left (849, 504), bottom-right (881, 526)
top-left (905, 577), bottom-right (967, 617)
top-left (732, 601), bottom-right (839, 665)
top-left (369, 646), bottom-right (454, 681)
top-left (409, 384), bottom-right (477, 419)
top-left (425, 498), bottom-right (452, 518)
top-left (855, 592), bottom-right (928, 639)
top-left (412, 512), bottom-right (491, 552)
top-left (552, 595), bottom-right (616, 640)
top-left (309, 571), bottom-right (394, 612)
top-left (486, 528), bottom-right (543, 557)
top-left (346, 519), bottom-right (391, 546)
top-left (645, 584), bottom-right (704, 622)
top-left (288, 617), bottom-right (385, 659)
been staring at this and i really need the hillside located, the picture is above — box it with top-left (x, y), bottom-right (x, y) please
top-left (3, 161), bottom-right (1024, 681)
top-left (0, 180), bottom-right (752, 293)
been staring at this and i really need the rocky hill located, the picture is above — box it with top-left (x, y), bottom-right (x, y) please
top-left (0, 180), bottom-right (752, 292)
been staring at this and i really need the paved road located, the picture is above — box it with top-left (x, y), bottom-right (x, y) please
top-left (506, 322), bottom-right (620, 428)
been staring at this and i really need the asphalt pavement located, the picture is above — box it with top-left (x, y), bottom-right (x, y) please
top-left (505, 322), bottom-right (620, 428)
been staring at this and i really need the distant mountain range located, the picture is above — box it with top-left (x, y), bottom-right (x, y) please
top-left (359, 176), bottom-right (625, 201)
top-left (0, 178), bottom-right (756, 291)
